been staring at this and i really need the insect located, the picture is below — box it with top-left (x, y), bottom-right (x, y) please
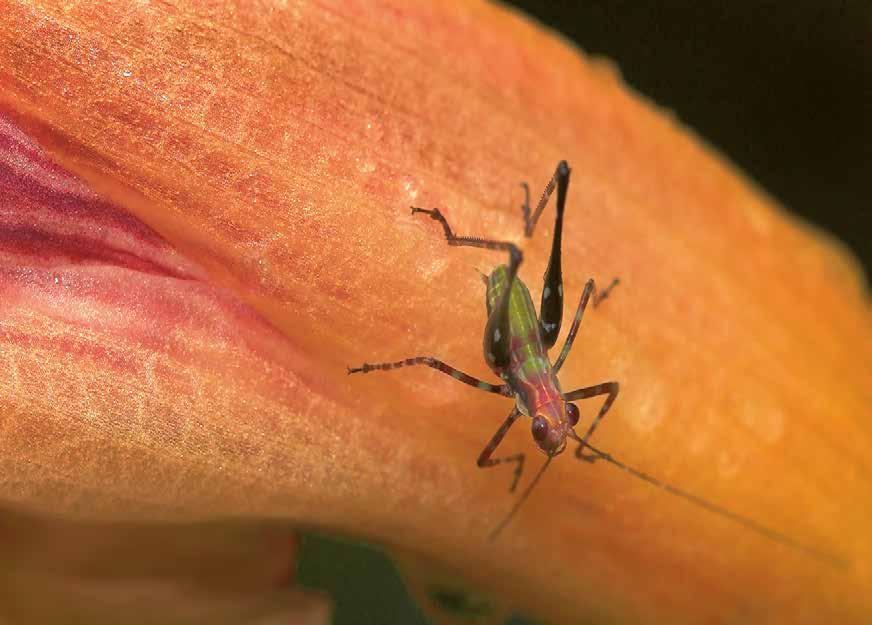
top-left (350, 162), bottom-right (612, 528)
top-left (349, 162), bottom-right (847, 565)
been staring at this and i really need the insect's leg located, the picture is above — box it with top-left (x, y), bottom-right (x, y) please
top-left (523, 160), bottom-right (568, 238)
top-left (477, 408), bottom-right (525, 493)
top-left (348, 357), bottom-right (508, 396)
top-left (410, 207), bottom-right (519, 261)
top-left (563, 382), bottom-right (619, 463)
top-left (519, 181), bottom-right (531, 227)
top-left (535, 161), bottom-right (571, 348)
top-left (552, 277), bottom-right (620, 372)
top-left (410, 206), bottom-right (522, 370)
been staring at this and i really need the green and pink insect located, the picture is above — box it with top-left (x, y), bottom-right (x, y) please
top-left (350, 162), bottom-right (614, 507)
top-left (349, 162), bottom-right (847, 562)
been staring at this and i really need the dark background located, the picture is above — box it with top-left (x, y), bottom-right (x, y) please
top-left (299, 3), bottom-right (870, 624)
top-left (507, 0), bottom-right (871, 279)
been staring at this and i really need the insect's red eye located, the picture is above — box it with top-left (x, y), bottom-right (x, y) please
top-left (566, 403), bottom-right (579, 426)
top-left (532, 416), bottom-right (549, 441)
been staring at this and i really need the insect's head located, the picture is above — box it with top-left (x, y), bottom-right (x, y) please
top-left (530, 401), bottom-right (580, 456)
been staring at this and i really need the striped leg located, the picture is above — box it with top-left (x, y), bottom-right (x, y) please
top-left (347, 357), bottom-right (508, 396)
top-left (564, 382), bottom-right (620, 463)
top-left (520, 160), bottom-right (568, 238)
top-left (410, 206), bottom-right (522, 372)
top-left (477, 408), bottom-right (525, 493)
top-left (552, 277), bottom-right (620, 373)
top-left (410, 207), bottom-right (522, 262)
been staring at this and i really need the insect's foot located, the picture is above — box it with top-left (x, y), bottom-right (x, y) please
top-left (347, 364), bottom-right (368, 375)
top-left (594, 277), bottom-right (621, 306)
top-left (505, 454), bottom-right (524, 494)
top-left (519, 181), bottom-right (531, 207)
top-left (508, 455), bottom-right (525, 493)
top-left (410, 206), bottom-right (439, 218)
top-left (578, 451), bottom-right (599, 464)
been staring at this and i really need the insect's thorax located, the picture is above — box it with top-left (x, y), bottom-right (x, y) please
top-left (486, 265), bottom-right (563, 417)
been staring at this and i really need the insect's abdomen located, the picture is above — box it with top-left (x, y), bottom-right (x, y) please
top-left (486, 265), bottom-right (560, 416)
top-left (486, 265), bottom-right (547, 371)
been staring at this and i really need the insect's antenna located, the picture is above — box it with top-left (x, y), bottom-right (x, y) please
top-left (567, 431), bottom-right (849, 570)
top-left (489, 455), bottom-right (553, 542)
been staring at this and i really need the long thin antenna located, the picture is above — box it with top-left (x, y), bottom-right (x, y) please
top-left (489, 456), bottom-right (553, 542)
top-left (569, 432), bottom-right (848, 570)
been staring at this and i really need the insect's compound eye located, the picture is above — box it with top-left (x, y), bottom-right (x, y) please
top-left (531, 416), bottom-right (549, 441)
top-left (566, 403), bottom-right (580, 426)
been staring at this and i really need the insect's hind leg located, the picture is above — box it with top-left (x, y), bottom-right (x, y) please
top-left (410, 206), bottom-right (523, 371)
top-left (520, 161), bottom-right (569, 238)
top-left (564, 381), bottom-right (619, 463)
top-left (477, 407), bottom-right (525, 493)
top-left (518, 161), bottom-right (572, 348)
top-left (347, 356), bottom-right (508, 396)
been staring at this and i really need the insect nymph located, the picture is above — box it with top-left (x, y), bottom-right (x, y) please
top-left (349, 163), bottom-right (846, 562)
top-left (350, 161), bottom-right (619, 533)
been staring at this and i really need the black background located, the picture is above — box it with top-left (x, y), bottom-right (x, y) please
top-left (506, 0), bottom-right (871, 280)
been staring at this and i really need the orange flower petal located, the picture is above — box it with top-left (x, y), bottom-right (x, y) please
top-left (0, 2), bottom-right (870, 624)
top-left (0, 118), bottom-right (332, 622)
top-left (0, 508), bottom-right (329, 625)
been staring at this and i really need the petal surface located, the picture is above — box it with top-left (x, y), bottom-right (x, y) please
top-left (0, 2), bottom-right (870, 624)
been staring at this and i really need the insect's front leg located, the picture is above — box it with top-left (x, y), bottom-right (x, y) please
top-left (564, 381), bottom-right (620, 463)
top-left (477, 407), bottom-right (525, 493)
